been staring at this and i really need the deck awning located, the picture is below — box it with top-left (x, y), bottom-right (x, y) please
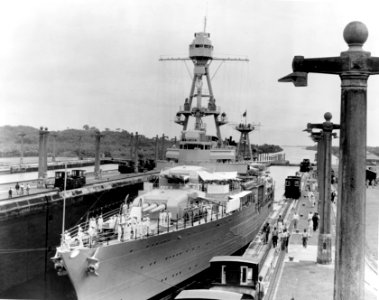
top-left (228, 190), bottom-right (252, 199)
top-left (209, 255), bottom-right (258, 265)
top-left (163, 174), bottom-right (190, 182)
top-left (197, 171), bottom-right (239, 181)
top-left (175, 289), bottom-right (243, 300)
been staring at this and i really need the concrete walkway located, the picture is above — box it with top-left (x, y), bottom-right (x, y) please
top-left (272, 182), bottom-right (378, 300)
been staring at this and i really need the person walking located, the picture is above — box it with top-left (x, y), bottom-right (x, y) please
top-left (281, 229), bottom-right (288, 251)
top-left (26, 184), bottom-right (30, 195)
top-left (309, 191), bottom-right (315, 207)
top-left (283, 229), bottom-right (290, 252)
top-left (308, 218), bottom-right (313, 237)
top-left (277, 215), bottom-right (284, 233)
top-left (293, 211), bottom-right (299, 231)
top-left (312, 212), bottom-right (319, 231)
top-left (8, 187), bottom-right (12, 198)
top-left (15, 182), bottom-right (20, 195)
top-left (265, 222), bottom-right (270, 244)
top-left (272, 227), bottom-right (278, 248)
top-left (256, 275), bottom-right (265, 300)
top-left (302, 229), bottom-right (309, 248)
top-left (307, 211), bottom-right (313, 222)
top-left (20, 183), bottom-right (24, 196)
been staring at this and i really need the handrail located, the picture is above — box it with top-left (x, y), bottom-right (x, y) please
top-left (60, 197), bottom-right (261, 250)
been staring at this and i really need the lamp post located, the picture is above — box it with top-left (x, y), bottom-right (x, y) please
top-left (38, 127), bottom-right (49, 188)
top-left (19, 133), bottom-right (25, 166)
top-left (305, 113), bottom-right (339, 265)
top-left (279, 21), bottom-right (379, 299)
top-left (51, 133), bottom-right (57, 162)
top-left (309, 131), bottom-right (324, 210)
top-left (134, 132), bottom-right (139, 173)
top-left (94, 130), bottom-right (103, 179)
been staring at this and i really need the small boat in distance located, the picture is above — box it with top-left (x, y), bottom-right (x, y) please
top-left (52, 24), bottom-right (274, 300)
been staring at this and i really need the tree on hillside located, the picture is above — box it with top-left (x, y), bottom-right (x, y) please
top-left (83, 124), bottom-right (90, 130)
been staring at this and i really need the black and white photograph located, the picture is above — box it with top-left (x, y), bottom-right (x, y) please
top-left (0, 0), bottom-right (378, 299)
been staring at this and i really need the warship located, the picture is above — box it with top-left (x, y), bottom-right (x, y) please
top-left (52, 25), bottom-right (274, 300)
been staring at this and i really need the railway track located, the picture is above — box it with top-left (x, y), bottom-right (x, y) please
top-left (0, 170), bottom-right (159, 202)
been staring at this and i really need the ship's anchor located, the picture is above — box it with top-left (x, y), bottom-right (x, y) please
top-left (51, 250), bottom-right (67, 276)
top-left (86, 248), bottom-right (100, 276)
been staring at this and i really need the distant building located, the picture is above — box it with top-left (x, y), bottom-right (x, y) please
top-left (367, 152), bottom-right (379, 166)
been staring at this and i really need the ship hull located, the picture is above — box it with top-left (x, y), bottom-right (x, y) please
top-left (0, 182), bottom-right (142, 296)
top-left (61, 201), bottom-right (272, 300)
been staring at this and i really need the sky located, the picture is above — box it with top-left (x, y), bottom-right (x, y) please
top-left (1, 0), bottom-right (379, 146)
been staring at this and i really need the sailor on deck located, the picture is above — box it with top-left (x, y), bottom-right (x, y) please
top-left (97, 215), bottom-right (103, 233)
top-left (117, 223), bottom-right (123, 242)
top-left (123, 221), bottom-right (131, 241)
top-left (145, 216), bottom-right (150, 235)
top-left (122, 202), bottom-right (128, 215)
top-left (141, 218), bottom-right (148, 237)
top-left (131, 217), bottom-right (138, 239)
top-left (63, 230), bottom-right (72, 248)
top-left (89, 217), bottom-right (97, 232)
top-left (88, 218), bottom-right (98, 245)
top-left (77, 225), bottom-right (84, 247)
top-left (117, 214), bottom-right (126, 241)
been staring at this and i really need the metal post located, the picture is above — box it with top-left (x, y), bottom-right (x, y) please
top-left (279, 21), bottom-right (379, 299)
top-left (306, 113), bottom-right (339, 264)
top-left (51, 133), bottom-right (57, 162)
top-left (167, 213), bottom-right (169, 233)
top-left (157, 216), bottom-right (160, 234)
top-left (61, 162), bottom-right (67, 243)
top-left (42, 128), bottom-right (49, 180)
top-left (309, 131), bottom-right (324, 215)
top-left (337, 73), bottom-right (367, 299)
top-left (38, 128), bottom-right (49, 188)
top-left (44, 195), bottom-right (49, 300)
top-left (129, 133), bottom-right (134, 160)
top-left (38, 127), bottom-right (44, 186)
top-left (134, 132), bottom-right (139, 173)
top-left (19, 133), bottom-right (25, 166)
top-left (160, 134), bottom-right (165, 160)
top-left (94, 131), bottom-right (102, 179)
top-left (155, 134), bottom-right (159, 163)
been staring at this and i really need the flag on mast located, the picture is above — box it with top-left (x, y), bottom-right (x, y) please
top-left (242, 110), bottom-right (247, 117)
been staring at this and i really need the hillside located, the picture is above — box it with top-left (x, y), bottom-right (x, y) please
top-left (0, 125), bottom-right (158, 159)
top-left (0, 125), bottom-right (283, 159)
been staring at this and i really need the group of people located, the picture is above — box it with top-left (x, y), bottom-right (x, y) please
top-left (263, 208), bottom-right (320, 251)
top-left (63, 211), bottom-right (152, 248)
top-left (300, 211), bottom-right (320, 248)
top-left (8, 182), bottom-right (31, 198)
top-left (92, 212), bottom-right (152, 244)
top-left (115, 214), bottom-right (151, 242)
top-left (262, 214), bottom-right (290, 252)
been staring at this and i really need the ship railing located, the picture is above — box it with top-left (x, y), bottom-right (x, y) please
top-left (61, 204), bottom-right (243, 249)
top-left (61, 205), bottom-right (125, 248)
top-left (60, 193), bottom-right (259, 250)
top-left (178, 105), bottom-right (221, 114)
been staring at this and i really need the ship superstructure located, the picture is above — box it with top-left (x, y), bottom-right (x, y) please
top-left (53, 26), bottom-right (273, 300)
top-left (160, 22), bottom-right (248, 166)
